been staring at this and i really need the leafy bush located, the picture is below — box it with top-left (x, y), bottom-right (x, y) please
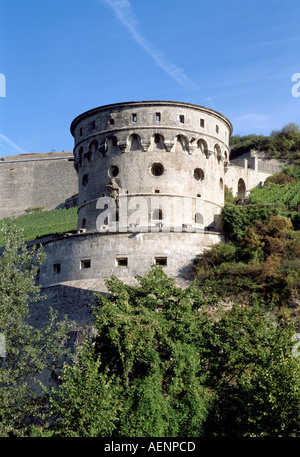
top-left (41, 267), bottom-right (300, 437)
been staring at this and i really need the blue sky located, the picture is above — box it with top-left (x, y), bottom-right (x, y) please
top-left (0, 0), bottom-right (299, 156)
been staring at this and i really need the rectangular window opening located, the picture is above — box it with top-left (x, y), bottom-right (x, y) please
top-left (110, 118), bottom-right (115, 125)
top-left (79, 127), bottom-right (83, 136)
top-left (80, 259), bottom-right (91, 269)
top-left (156, 112), bottom-right (161, 121)
top-left (155, 257), bottom-right (167, 266)
top-left (116, 257), bottom-right (128, 267)
top-left (200, 119), bottom-right (205, 128)
top-left (132, 113), bottom-right (137, 122)
top-left (155, 189), bottom-right (160, 193)
top-left (53, 263), bottom-right (61, 274)
top-left (216, 125), bottom-right (219, 133)
top-left (179, 114), bottom-right (185, 123)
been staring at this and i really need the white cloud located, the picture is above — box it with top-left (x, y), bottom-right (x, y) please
top-left (0, 134), bottom-right (29, 157)
top-left (101, 0), bottom-right (197, 90)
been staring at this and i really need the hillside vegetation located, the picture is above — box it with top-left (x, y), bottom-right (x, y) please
top-left (0, 208), bottom-right (77, 247)
top-left (230, 122), bottom-right (300, 163)
top-left (196, 163), bottom-right (300, 309)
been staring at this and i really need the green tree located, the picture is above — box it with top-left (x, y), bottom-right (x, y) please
top-left (0, 220), bottom-right (74, 436)
top-left (44, 266), bottom-right (300, 437)
top-left (45, 266), bottom-right (217, 437)
top-left (202, 304), bottom-right (300, 437)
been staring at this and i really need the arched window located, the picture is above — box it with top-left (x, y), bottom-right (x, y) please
top-left (195, 213), bottom-right (204, 224)
top-left (106, 136), bottom-right (119, 155)
top-left (237, 178), bottom-right (246, 200)
top-left (214, 144), bottom-right (222, 161)
top-left (198, 139), bottom-right (208, 156)
top-left (129, 133), bottom-right (141, 151)
top-left (175, 134), bottom-right (189, 153)
top-left (153, 133), bottom-right (164, 149)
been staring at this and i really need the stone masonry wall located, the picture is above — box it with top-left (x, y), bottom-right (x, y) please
top-left (0, 152), bottom-right (78, 219)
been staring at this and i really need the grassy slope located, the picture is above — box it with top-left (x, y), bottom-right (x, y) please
top-left (0, 208), bottom-right (78, 247)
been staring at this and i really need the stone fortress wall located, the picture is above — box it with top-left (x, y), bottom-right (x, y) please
top-left (0, 152), bottom-right (78, 219)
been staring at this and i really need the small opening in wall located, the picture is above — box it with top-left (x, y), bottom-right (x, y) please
top-left (111, 165), bottom-right (119, 177)
top-left (155, 189), bottom-right (160, 193)
top-left (216, 125), bottom-right (219, 134)
top-left (155, 257), bottom-right (167, 266)
top-left (197, 193), bottom-right (201, 198)
top-left (82, 173), bottom-right (89, 187)
top-left (179, 114), bottom-right (185, 123)
top-left (116, 257), bottom-right (128, 267)
top-left (151, 162), bottom-right (164, 176)
top-left (79, 127), bottom-right (83, 136)
top-left (81, 218), bottom-right (86, 229)
top-left (194, 168), bottom-right (204, 181)
top-left (153, 208), bottom-right (163, 220)
top-left (110, 118), bottom-right (115, 125)
top-left (156, 112), bottom-right (161, 121)
top-left (90, 120), bottom-right (96, 131)
top-left (80, 259), bottom-right (91, 269)
top-left (200, 119), bottom-right (205, 128)
top-left (132, 113), bottom-right (137, 122)
top-left (53, 263), bottom-right (61, 274)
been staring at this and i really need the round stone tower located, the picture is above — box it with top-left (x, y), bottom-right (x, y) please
top-left (71, 101), bottom-right (232, 233)
top-left (38, 101), bottom-right (232, 287)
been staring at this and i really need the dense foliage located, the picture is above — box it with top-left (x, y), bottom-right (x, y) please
top-left (196, 160), bottom-right (300, 306)
top-left (0, 221), bottom-right (74, 436)
top-left (0, 208), bottom-right (77, 247)
top-left (39, 266), bottom-right (300, 437)
top-left (230, 122), bottom-right (300, 163)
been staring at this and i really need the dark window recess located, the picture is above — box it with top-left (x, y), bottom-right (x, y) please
top-left (154, 134), bottom-right (160, 144)
top-left (153, 208), bottom-right (163, 220)
top-left (156, 113), bottom-right (161, 121)
top-left (79, 127), bottom-right (83, 136)
top-left (53, 263), bottom-right (61, 274)
top-left (216, 125), bottom-right (219, 133)
top-left (110, 118), bottom-right (115, 125)
top-left (200, 119), bottom-right (205, 128)
top-left (194, 168), bottom-right (204, 181)
top-left (132, 113), bottom-right (137, 122)
top-left (90, 120), bottom-right (96, 131)
top-left (117, 258), bottom-right (128, 267)
top-left (151, 162), bottom-right (164, 176)
top-left (179, 114), bottom-right (185, 123)
top-left (155, 257), bottom-right (167, 266)
top-left (81, 259), bottom-right (91, 269)
top-left (111, 165), bottom-right (119, 177)
top-left (155, 189), bottom-right (160, 193)
top-left (82, 173), bottom-right (89, 187)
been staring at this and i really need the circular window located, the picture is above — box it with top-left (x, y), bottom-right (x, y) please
top-left (151, 162), bottom-right (164, 176)
top-left (82, 173), bottom-right (88, 187)
top-left (194, 168), bottom-right (204, 181)
top-left (111, 165), bottom-right (119, 177)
